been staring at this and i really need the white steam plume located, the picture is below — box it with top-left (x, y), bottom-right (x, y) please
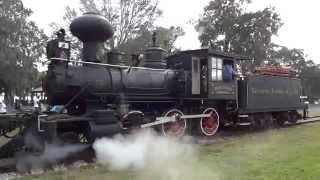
top-left (16, 143), bottom-right (89, 173)
top-left (93, 129), bottom-right (219, 179)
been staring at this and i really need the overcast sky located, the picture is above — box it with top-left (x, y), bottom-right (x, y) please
top-left (23, 0), bottom-right (320, 63)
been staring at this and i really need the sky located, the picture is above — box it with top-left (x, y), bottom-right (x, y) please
top-left (22, 0), bottom-right (320, 63)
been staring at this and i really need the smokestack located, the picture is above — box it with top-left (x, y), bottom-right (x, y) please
top-left (70, 12), bottom-right (114, 62)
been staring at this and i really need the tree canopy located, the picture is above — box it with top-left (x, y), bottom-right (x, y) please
top-left (270, 46), bottom-right (320, 98)
top-left (55, 0), bottom-right (185, 64)
top-left (196, 0), bottom-right (320, 98)
top-left (56, 0), bottom-right (161, 56)
top-left (196, 0), bottom-right (282, 66)
top-left (118, 26), bottom-right (185, 56)
top-left (0, 0), bottom-right (47, 105)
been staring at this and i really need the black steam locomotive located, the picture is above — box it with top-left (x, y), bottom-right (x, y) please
top-left (0, 12), bottom-right (309, 164)
top-left (37, 12), bottom-right (307, 144)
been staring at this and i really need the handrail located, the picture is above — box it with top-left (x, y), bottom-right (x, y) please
top-left (49, 58), bottom-right (167, 71)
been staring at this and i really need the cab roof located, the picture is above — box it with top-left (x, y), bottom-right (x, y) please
top-left (168, 48), bottom-right (251, 61)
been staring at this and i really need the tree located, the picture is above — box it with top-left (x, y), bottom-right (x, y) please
top-left (267, 45), bottom-right (305, 71)
top-left (266, 45), bottom-right (320, 98)
top-left (79, 0), bottom-right (161, 48)
top-left (0, 0), bottom-right (47, 107)
top-left (299, 61), bottom-right (320, 98)
top-left (53, 0), bottom-right (162, 61)
top-left (118, 26), bottom-right (185, 56)
top-left (157, 26), bottom-right (185, 53)
top-left (196, 0), bottom-right (282, 66)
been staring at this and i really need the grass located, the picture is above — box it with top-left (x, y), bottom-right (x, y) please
top-left (307, 104), bottom-right (320, 117)
top-left (199, 124), bottom-right (320, 180)
top-left (308, 110), bottom-right (320, 117)
top-left (16, 122), bottom-right (320, 180)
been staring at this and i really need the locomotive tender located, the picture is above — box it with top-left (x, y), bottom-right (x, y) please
top-left (39, 12), bottom-right (307, 143)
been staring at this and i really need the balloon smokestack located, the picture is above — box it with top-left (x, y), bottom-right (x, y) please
top-left (70, 12), bottom-right (114, 62)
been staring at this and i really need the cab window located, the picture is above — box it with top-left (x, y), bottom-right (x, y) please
top-left (210, 57), bottom-right (223, 81)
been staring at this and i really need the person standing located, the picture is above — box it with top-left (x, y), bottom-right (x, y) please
top-left (223, 64), bottom-right (236, 81)
top-left (46, 28), bottom-right (71, 63)
top-left (33, 96), bottom-right (40, 112)
top-left (0, 100), bottom-right (7, 114)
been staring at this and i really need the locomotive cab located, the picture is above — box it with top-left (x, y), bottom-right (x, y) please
top-left (207, 55), bottom-right (237, 100)
top-left (167, 48), bottom-right (238, 100)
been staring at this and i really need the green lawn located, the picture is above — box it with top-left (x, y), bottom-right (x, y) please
top-left (17, 122), bottom-right (320, 180)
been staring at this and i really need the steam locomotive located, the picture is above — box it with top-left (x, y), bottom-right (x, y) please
top-left (0, 13), bottom-right (308, 162)
top-left (37, 12), bottom-right (307, 144)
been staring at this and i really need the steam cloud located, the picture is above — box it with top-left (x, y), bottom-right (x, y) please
top-left (16, 143), bottom-right (88, 173)
top-left (93, 130), bottom-right (218, 180)
top-left (15, 129), bottom-right (219, 179)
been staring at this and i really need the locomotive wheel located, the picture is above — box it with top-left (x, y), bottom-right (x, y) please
top-left (275, 113), bottom-right (287, 127)
top-left (248, 115), bottom-right (257, 131)
top-left (276, 119), bottom-right (286, 126)
top-left (200, 108), bottom-right (219, 136)
top-left (288, 111), bottom-right (299, 124)
top-left (257, 113), bottom-right (273, 129)
top-left (263, 113), bottom-right (274, 128)
top-left (161, 109), bottom-right (187, 138)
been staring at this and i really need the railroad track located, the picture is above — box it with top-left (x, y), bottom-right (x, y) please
top-left (196, 116), bottom-right (320, 145)
top-left (1, 116), bottom-right (320, 175)
top-left (296, 116), bottom-right (320, 124)
top-left (0, 158), bottom-right (16, 173)
top-left (0, 146), bottom-right (94, 175)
